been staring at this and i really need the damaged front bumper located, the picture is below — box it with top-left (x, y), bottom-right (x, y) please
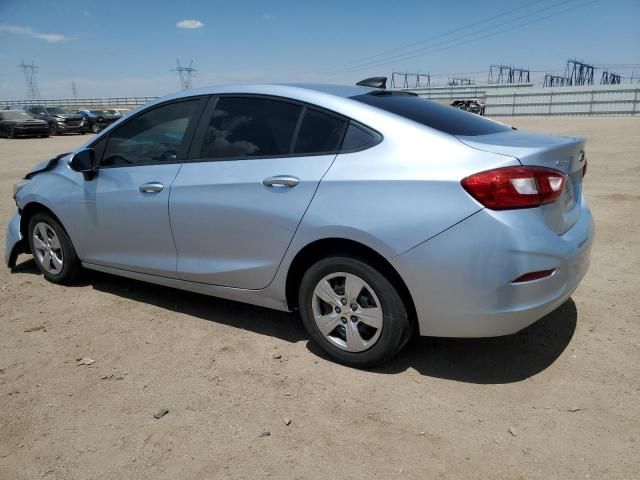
top-left (5, 212), bottom-right (25, 268)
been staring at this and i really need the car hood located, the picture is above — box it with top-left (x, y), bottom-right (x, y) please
top-left (8, 118), bottom-right (48, 126)
top-left (54, 114), bottom-right (83, 121)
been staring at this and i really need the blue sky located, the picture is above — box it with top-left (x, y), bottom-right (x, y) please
top-left (1, 0), bottom-right (638, 98)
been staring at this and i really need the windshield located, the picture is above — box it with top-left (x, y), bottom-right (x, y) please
top-left (90, 110), bottom-right (106, 115)
top-left (105, 110), bottom-right (119, 115)
top-left (351, 92), bottom-right (511, 136)
top-left (48, 107), bottom-right (75, 115)
top-left (2, 111), bottom-right (34, 121)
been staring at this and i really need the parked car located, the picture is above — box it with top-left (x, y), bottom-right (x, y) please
top-left (89, 110), bottom-right (121, 131)
top-left (77, 109), bottom-right (120, 133)
top-left (24, 106), bottom-right (86, 136)
top-left (0, 110), bottom-right (49, 138)
top-left (451, 99), bottom-right (486, 115)
top-left (112, 108), bottom-right (131, 117)
top-left (6, 81), bottom-right (593, 367)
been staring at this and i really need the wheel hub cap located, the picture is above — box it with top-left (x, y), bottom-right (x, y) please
top-left (311, 272), bottom-right (383, 353)
top-left (32, 222), bottom-right (64, 275)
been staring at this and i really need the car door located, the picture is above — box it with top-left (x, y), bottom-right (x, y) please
top-left (69, 97), bottom-right (206, 276)
top-left (169, 95), bottom-right (348, 289)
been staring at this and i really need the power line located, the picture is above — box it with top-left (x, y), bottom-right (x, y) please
top-left (328, 0), bottom-right (600, 75)
top-left (326, 0), bottom-right (578, 74)
top-left (330, 0), bottom-right (544, 70)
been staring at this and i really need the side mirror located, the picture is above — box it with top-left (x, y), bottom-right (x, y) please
top-left (70, 148), bottom-right (96, 174)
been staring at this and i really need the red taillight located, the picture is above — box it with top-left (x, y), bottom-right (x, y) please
top-left (461, 166), bottom-right (566, 210)
top-left (512, 269), bottom-right (556, 283)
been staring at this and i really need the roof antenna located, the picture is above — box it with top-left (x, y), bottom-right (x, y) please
top-left (356, 77), bottom-right (387, 89)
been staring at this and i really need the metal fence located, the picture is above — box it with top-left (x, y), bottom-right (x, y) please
top-left (483, 84), bottom-right (640, 116)
top-left (0, 96), bottom-right (158, 108)
top-left (3, 84), bottom-right (640, 116)
top-left (404, 83), bottom-right (640, 117)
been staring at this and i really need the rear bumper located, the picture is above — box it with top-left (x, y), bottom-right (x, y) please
top-left (5, 212), bottom-right (24, 268)
top-left (390, 199), bottom-right (594, 337)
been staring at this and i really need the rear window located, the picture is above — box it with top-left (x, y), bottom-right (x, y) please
top-left (351, 92), bottom-right (510, 136)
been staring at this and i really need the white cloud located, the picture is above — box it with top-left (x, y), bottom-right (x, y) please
top-left (0, 24), bottom-right (66, 43)
top-left (176, 19), bottom-right (204, 29)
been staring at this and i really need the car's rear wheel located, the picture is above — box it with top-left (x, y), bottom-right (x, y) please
top-left (48, 124), bottom-right (57, 136)
top-left (299, 256), bottom-right (411, 367)
top-left (6, 126), bottom-right (15, 139)
top-left (28, 213), bottom-right (81, 284)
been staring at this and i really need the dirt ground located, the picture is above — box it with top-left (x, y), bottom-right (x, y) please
top-left (0, 117), bottom-right (638, 480)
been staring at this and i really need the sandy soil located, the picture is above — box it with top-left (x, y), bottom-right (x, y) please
top-left (0, 118), bottom-right (638, 480)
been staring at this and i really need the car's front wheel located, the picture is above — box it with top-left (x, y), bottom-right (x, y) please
top-left (299, 256), bottom-right (411, 367)
top-left (48, 124), bottom-right (57, 136)
top-left (28, 213), bottom-right (81, 284)
top-left (6, 126), bottom-right (15, 139)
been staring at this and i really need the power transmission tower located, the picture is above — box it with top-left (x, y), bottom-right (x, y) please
top-left (172, 59), bottom-right (196, 90)
top-left (600, 71), bottom-right (621, 85)
top-left (489, 65), bottom-right (530, 84)
top-left (448, 77), bottom-right (474, 86)
top-left (18, 60), bottom-right (41, 100)
top-left (565, 59), bottom-right (594, 86)
top-left (543, 74), bottom-right (571, 87)
top-left (71, 81), bottom-right (78, 98)
top-left (390, 72), bottom-right (430, 88)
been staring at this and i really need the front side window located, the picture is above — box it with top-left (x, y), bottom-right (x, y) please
top-left (200, 97), bottom-right (301, 159)
top-left (102, 100), bottom-right (199, 167)
top-left (294, 109), bottom-right (347, 155)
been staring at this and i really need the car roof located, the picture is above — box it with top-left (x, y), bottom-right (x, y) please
top-left (155, 83), bottom-right (377, 105)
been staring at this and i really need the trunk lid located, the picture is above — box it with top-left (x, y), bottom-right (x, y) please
top-left (457, 130), bottom-right (586, 234)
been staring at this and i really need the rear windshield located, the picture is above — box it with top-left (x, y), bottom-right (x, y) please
top-left (351, 92), bottom-right (510, 136)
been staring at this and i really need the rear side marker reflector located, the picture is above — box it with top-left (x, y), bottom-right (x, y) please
top-left (512, 269), bottom-right (556, 283)
top-left (461, 166), bottom-right (566, 210)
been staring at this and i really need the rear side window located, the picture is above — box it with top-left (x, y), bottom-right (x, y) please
top-left (340, 122), bottom-right (379, 152)
top-left (294, 109), bottom-right (347, 155)
top-left (351, 92), bottom-right (509, 136)
top-left (200, 97), bottom-right (301, 159)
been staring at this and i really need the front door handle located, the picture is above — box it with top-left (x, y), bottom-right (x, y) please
top-left (139, 182), bottom-right (164, 193)
top-left (262, 175), bottom-right (300, 189)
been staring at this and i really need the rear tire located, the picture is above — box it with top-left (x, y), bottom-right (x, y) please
top-left (6, 126), bottom-right (15, 139)
top-left (48, 124), bottom-right (57, 136)
top-left (299, 256), bottom-right (411, 367)
top-left (28, 213), bottom-right (82, 284)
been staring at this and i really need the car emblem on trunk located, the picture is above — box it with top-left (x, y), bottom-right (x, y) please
top-left (556, 159), bottom-right (570, 171)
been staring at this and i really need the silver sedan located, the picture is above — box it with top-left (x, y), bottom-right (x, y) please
top-left (5, 81), bottom-right (593, 366)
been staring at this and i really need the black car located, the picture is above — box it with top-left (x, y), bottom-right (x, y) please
top-left (25, 106), bottom-right (86, 136)
top-left (0, 110), bottom-right (49, 138)
top-left (87, 109), bottom-right (121, 133)
top-left (450, 99), bottom-right (486, 116)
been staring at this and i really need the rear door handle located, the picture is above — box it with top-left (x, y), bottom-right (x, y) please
top-left (139, 182), bottom-right (164, 193)
top-left (262, 175), bottom-right (300, 189)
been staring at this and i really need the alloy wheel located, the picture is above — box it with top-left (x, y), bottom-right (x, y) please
top-left (311, 272), bottom-right (383, 352)
top-left (32, 222), bottom-right (64, 275)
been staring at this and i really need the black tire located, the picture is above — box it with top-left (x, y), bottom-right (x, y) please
top-left (6, 126), bottom-right (15, 139)
top-left (48, 124), bottom-right (57, 136)
top-left (27, 212), bottom-right (82, 284)
top-left (299, 256), bottom-right (411, 368)
top-left (91, 123), bottom-right (101, 134)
